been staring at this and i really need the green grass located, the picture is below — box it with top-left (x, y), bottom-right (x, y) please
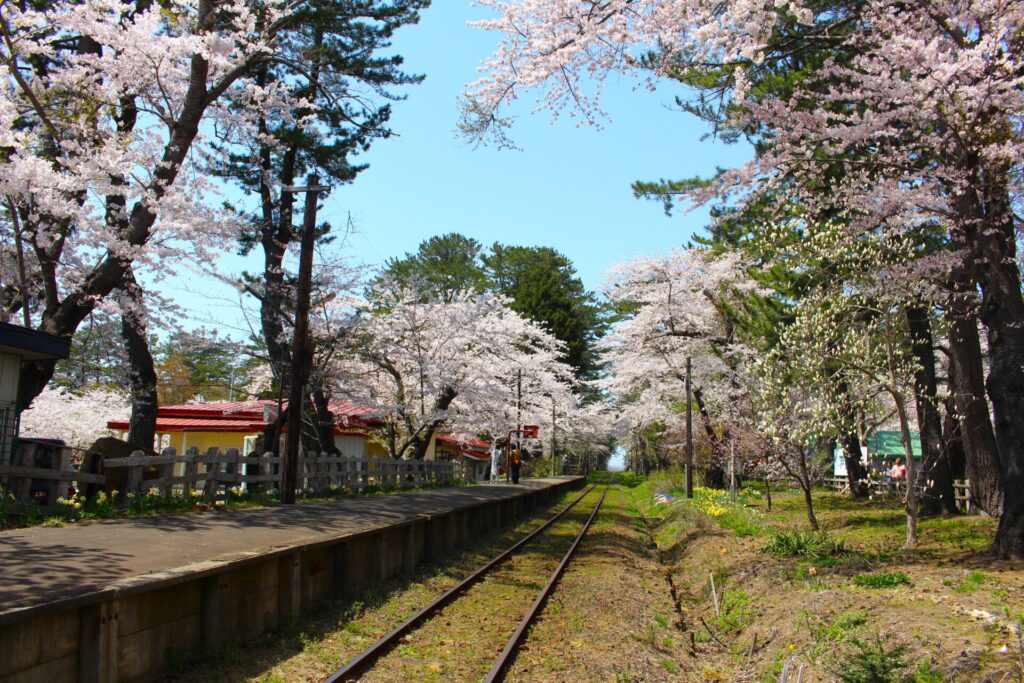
top-left (955, 570), bottom-right (987, 592)
top-left (713, 589), bottom-right (755, 633)
top-left (852, 572), bottom-right (911, 588)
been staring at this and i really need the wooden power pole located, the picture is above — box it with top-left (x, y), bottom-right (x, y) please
top-left (686, 355), bottom-right (694, 499)
top-left (281, 174), bottom-right (330, 505)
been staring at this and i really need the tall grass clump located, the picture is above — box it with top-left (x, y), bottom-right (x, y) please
top-left (763, 529), bottom-right (847, 559)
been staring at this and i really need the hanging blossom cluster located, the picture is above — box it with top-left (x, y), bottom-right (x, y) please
top-left (326, 283), bottom-right (580, 458)
top-left (466, 0), bottom-right (1023, 267)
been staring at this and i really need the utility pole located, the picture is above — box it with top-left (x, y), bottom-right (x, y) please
top-left (551, 396), bottom-right (557, 477)
top-left (511, 369), bottom-right (521, 484)
top-left (729, 439), bottom-right (736, 504)
top-left (686, 356), bottom-right (694, 499)
top-left (281, 174), bottom-right (330, 505)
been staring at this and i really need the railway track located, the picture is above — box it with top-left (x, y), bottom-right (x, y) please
top-left (323, 484), bottom-right (608, 683)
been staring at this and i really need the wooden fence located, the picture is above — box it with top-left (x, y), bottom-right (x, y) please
top-left (0, 442), bottom-right (472, 509)
top-left (823, 476), bottom-right (972, 513)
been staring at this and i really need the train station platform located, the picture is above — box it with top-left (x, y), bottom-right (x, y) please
top-left (0, 476), bottom-right (584, 683)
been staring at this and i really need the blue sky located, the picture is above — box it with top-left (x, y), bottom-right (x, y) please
top-left (177, 2), bottom-right (751, 332)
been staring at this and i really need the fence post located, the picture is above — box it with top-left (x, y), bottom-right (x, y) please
top-left (203, 447), bottom-right (220, 500)
top-left (223, 448), bottom-right (240, 495)
top-left (182, 447), bottom-right (198, 497)
top-left (158, 447), bottom-right (176, 496)
top-left (125, 450), bottom-right (146, 495)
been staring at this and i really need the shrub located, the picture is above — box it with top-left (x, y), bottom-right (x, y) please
top-left (852, 572), bottom-right (911, 589)
top-left (832, 636), bottom-right (908, 683)
top-left (714, 589), bottom-right (754, 633)
top-left (763, 529), bottom-right (847, 559)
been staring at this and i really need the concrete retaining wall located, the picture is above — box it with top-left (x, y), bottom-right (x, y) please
top-left (0, 478), bottom-right (582, 682)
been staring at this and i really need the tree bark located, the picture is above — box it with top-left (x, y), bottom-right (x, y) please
top-left (952, 156), bottom-right (1023, 554)
top-left (947, 260), bottom-right (1003, 518)
top-left (906, 306), bottom-right (958, 515)
top-left (834, 377), bottom-right (869, 497)
top-left (310, 388), bottom-right (339, 455)
top-left (405, 386), bottom-right (458, 460)
top-left (119, 269), bottom-right (158, 451)
top-left (797, 447), bottom-right (819, 531)
top-left (840, 432), bottom-right (869, 498)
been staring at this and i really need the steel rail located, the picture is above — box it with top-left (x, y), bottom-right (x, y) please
top-left (323, 484), bottom-right (596, 683)
top-left (483, 485), bottom-right (608, 683)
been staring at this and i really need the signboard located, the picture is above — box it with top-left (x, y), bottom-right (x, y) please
top-left (522, 425), bottom-right (539, 439)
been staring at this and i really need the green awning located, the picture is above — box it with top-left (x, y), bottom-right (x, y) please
top-left (867, 431), bottom-right (921, 458)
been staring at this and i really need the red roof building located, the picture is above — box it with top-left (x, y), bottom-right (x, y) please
top-left (107, 399), bottom-right (386, 458)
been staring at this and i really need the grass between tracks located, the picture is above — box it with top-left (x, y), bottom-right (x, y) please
top-left (637, 470), bottom-right (1024, 682)
top-left (358, 488), bottom-right (601, 683)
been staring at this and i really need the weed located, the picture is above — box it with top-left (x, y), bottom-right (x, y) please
top-left (714, 590), bottom-right (754, 633)
top-left (808, 611), bottom-right (868, 643)
top-left (907, 660), bottom-right (944, 683)
top-left (660, 659), bottom-right (681, 673)
top-left (832, 636), bottom-right (908, 683)
top-left (955, 570), bottom-right (986, 592)
top-left (763, 529), bottom-right (847, 559)
top-left (852, 572), bottom-right (911, 589)
top-left (654, 613), bottom-right (670, 628)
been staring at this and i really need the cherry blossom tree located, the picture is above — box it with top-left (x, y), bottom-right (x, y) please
top-left (466, 0), bottom-right (1024, 554)
top-left (329, 283), bottom-right (577, 460)
top-left (601, 248), bottom-right (759, 481)
top-left (0, 0), bottom-right (360, 410)
top-left (20, 386), bottom-right (129, 451)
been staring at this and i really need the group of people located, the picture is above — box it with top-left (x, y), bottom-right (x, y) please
top-left (490, 439), bottom-right (522, 484)
top-left (889, 457), bottom-right (907, 481)
top-left (487, 439), bottom-right (571, 484)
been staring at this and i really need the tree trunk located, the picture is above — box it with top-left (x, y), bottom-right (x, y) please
top-left (119, 269), bottom-right (158, 451)
top-left (840, 433), bottom-right (869, 498)
top-left (834, 377), bottom-right (869, 497)
top-left (906, 306), bottom-right (958, 515)
top-left (942, 400), bottom-right (966, 481)
top-left (893, 391), bottom-right (919, 549)
top-left (310, 389), bottom-right (338, 455)
top-left (406, 386), bottom-right (457, 460)
top-left (797, 447), bottom-right (818, 531)
top-left (947, 292), bottom-right (1003, 516)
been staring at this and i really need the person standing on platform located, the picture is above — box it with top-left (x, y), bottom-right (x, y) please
top-left (510, 450), bottom-right (522, 484)
top-left (490, 440), bottom-right (503, 483)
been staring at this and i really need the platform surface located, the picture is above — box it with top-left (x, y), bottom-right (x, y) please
top-left (0, 477), bottom-right (580, 620)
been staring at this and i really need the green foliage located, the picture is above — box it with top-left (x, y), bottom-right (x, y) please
top-left (832, 636), bottom-right (908, 683)
top-left (713, 589), bottom-right (754, 633)
top-left (484, 243), bottom-right (609, 380)
top-left (851, 572), bottom-right (911, 589)
top-left (0, 487), bottom-right (40, 528)
top-left (381, 233), bottom-right (492, 301)
top-left (954, 570), bottom-right (986, 592)
top-left (588, 470), bottom-right (644, 487)
top-left (382, 234), bottom-right (610, 381)
top-left (907, 661), bottom-right (944, 683)
top-left (808, 611), bottom-right (867, 643)
top-left (762, 529), bottom-right (847, 559)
